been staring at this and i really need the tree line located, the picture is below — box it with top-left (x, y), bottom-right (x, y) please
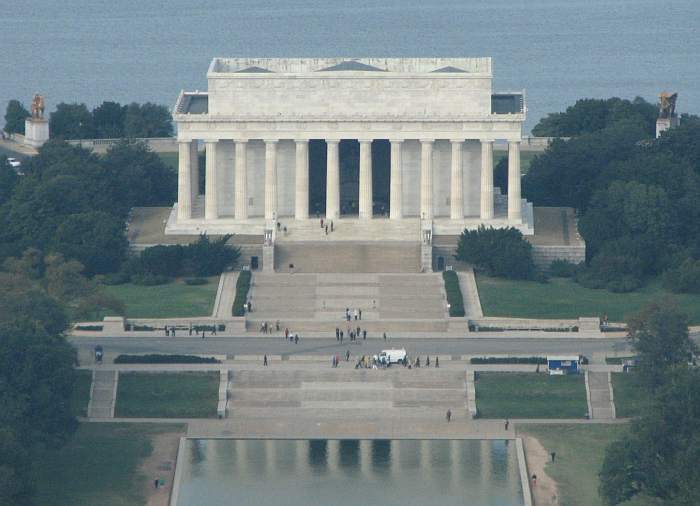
top-left (3, 99), bottom-right (173, 139)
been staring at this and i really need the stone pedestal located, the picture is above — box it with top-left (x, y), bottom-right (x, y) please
top-left (24, 118), bottom-right (49, 148)
top-left (656, 116), bottom-right (680, 138)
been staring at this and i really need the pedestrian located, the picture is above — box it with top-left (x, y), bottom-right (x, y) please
top-left (212, 326), bottom-right (217, 336)
top-left (283, 226), bottom-right (287, 235)
top-left (285, 327), bottom-right (289, 340)
top-left (172, 328), bottom-right (176, 337)
top-left (359, 309), bottom-right (362, 320)
top-left (531, 474), bottom-right (537, 487)
top-left (330, 220), bottom-right (334, 232)
top-left (372, 299), bottom-right (376, 309)
top-left (363, 330), bottom-right (366, 340)
top-left (336, 327), bottom-right (340, 341)
top-left (295, 333), bottom-right (299, 344)
top-left (435, 356), bottom-right (439, 368)
top-left (165, 326), bottom-right (169, 337)
top-left (354, 309), bottom-right (358, 320)
top-left (264, 354), bottom-right (268, 366)
top-left (276, 320), bottom-right (280, 332)
top-left (320, 218), bottom-right (324, 228)
top-left (426, 356), bottom-right (430, 367)
top-left (188, 326), bottom-right (192, 336)
top-left (277, 221), bottom-right (281, 231)
top-left (536, 363), bottom-right (540, 373)
top-left (356, 326), bottom-right (360, 336)
top-left (383, 332), bottom-right (387, 341)
top-left (201, 329), bottom-right (205, 339)
top-left (247, 301), bottom-right (252, 312)
top-left (551, 451), bottom-right (556, 462)
top-left (446, 409), bottom-right (452, 422)
top-left (340, 331), bottom-right (343, 343)
top-left (325, 225), bottom-right (328, 235)
top-left (332, 355), bottom-right (336, 367)
top-left (154, 478), bottom-right (159, 489)
top-left (505, 419), bottom-right (509, 431)
top-left (346, 349), bottom-right (350, 361)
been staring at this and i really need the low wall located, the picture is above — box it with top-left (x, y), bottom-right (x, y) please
top-left (531, 244), bottom-right (586, 270)
top-left (67, 137), bottom-right (178, 154)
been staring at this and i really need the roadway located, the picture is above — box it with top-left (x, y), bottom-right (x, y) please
top-left (69, 335), bottom-right (634, 359)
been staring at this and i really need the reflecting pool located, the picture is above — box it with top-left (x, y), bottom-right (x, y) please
top-left (174, 439), bottom-right (524, 506)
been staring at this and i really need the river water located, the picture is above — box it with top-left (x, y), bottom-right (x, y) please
top-left (174, 439), bottom-right (524, 506)
top-left (3, 0), bottom-right (699, 132)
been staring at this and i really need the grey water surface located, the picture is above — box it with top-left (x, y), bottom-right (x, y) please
top-left (175, 439), bottom-right (524, 506)
top-left (3, 0), bottom-right (699, 131)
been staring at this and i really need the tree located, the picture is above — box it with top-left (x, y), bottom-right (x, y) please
top-left (3, 100), bottom-right (30, 135)
top-left (0, 158), bottom-right (19, 206)
top-left (51, 211), bottom-right (128, 275)
top-left (91, 101), bottom-right (126, 138)
top-left (626, 300), bottom-right (697, 391)
top-left (600, 367), bottom-right (700, 505)
top-left (123, 102), bottom-right (173, 138)
top-left (49, 103), bottom-right (94, 139)
top-left (455, 226), bottom-right (536, 280)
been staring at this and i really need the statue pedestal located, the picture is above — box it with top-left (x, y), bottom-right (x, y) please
top-left (656, 115), bottom-right (680, 138)
top-left (24, 118), bottom-right (49, 148)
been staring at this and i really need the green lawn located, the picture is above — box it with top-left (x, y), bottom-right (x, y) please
top-left (521, 424), bottom-right (659, 506)
top-left (475, 372), bottom-right (588, 418)
top-left (612, 373), bottom-right (647, 418)
top-left (101, 277), bottom-right (218, 318)
top-left (72, 369), bottom-right (93, 417)
top-left (476, 275), bottom-right (700, 323)
top-left (33, 423), bottom-right (184, 506)
top-left (115, 372), bottom-right (219, 418)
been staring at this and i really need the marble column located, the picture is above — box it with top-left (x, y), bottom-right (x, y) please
top-left (177, 140), bottom-right (192, 220)
top-left (389, 140), bottom-right (403, 219)
top-left (450, 139), bottom-right (464, 219)
top-left (204, 140), bottom-right (219, 220)
top-left (190, 141), bottom-right (200, 201)
top-left (507, 140), bottom-right (522, 221)
top-left (480, 139), bottom-right (494, 220)
top-left (325, 140), bottom-right (340, 220)
top-left (264, 140), bottom-right (278, 221)
top-left (420, 139), bottom-right (434, 220)
top-left (295, 139), bottom-right (309, 219)
top-left (359, 139), bottom-right (373, 219)
top-left (234, 140), bottom-right (248, 220)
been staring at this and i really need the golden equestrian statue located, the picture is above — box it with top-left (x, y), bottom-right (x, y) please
top-left (31, 94), bottom-right (45, 120)
top-left (658, 91), bottom-right (677, 119)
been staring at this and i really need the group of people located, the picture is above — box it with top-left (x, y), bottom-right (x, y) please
top-left (284, 327), bottom-right (300, 343)
top-left (335, 326), bottom-right (368, 342)
top-left (344, 307), bottom-right (366, 321)
top-left (319, 217), bottom-right (335, 235)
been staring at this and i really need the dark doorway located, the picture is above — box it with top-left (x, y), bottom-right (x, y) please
top-left (250, 256), bottom-right (259, 270)
top-left (308, 140), bottom-right (327, 216)
top-left (372, 140), bottom-right (390, 216)
top-left (437, 256), bottom-right (445, 271)
top-left (339, 140), bottom-right (359, 216)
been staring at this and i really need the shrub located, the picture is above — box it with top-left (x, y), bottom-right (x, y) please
top-left (232, 270), bottom-right (251, 316)
top-left (141, 245), bottom-right (184, 277)
top-left (131, 273), bottom-right (171, 286)
top-left (549, 259), bottom-right (579, 278)
top-left (442, 270), bottom-right (465, 317)
top-left (100, 271), bottom-right (131, 285)
top-left (184, 277), bottom-right (208, 285)
top-left (455, 226), bottom-right (536, 280)
top-left (138, 235), bottom-right (240, 278)
top-left (113, 354), bottom-right (220, 364)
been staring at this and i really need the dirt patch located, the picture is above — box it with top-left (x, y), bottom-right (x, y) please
top-left (141, 430), bottom-right (186, 506)
top-left (523, 435), bottom-right (560, 506)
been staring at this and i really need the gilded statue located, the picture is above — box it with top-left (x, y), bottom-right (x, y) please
top-left (658, 92), bottom-right (677, 119)
top-left (31, 94), bottom-right (45, 120)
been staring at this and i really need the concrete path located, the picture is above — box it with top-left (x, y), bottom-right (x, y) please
top-left (87, 370), bottom-right (118, 418)
top-left (586, 371), bottom-right (615, 419)
top-left (213, 272), bottom-right (238, 318)
top-left (457, 268), bottom-right (483, 318)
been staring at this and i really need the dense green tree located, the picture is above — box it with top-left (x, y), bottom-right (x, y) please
top-left (532, 97), bottom-right (657, 138)
top-left (0, 272), bottom-right (68, 335)
top-left (91, 101), bottom-right (126, 138)
top-left (455, 226), bottom-right (536, 279)
top-left (600, 367), bottom-right (700, 505)
top-left (123, 102), bottom-right (173, 138)
top-left (3, 99), bottom-right (30, 135)
top-left (49, 103), bottom-right (94, 139)
top-left (0, 157), bottom-right (19, 205)
top-left (626, 300), bottom-right (697, 391)
top-left (51, 212), bottom-right (128, 275)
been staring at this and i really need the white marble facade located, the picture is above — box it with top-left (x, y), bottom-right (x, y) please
top-left (168, 58), bottom-right (532, 235)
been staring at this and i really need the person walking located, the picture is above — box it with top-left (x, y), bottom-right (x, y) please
top-left (346, 349), bottom-right (350, 361)
top-left (358, 309), bottom-right (362, 320)
top-left (264, 354), bottom-right (268, 366)
top-left (330, 220), bottom-right (334, 232)
top-left (435, 356), bottom-right (439, 368)
top-left (320, 218), bottom-right (324, 228)
top-left (340, 331), bottom-right (343, 343)
top-left (325, 224), bottom-right (328, 235)
top-left (285, 327), bottom-right (289, 340)
top-left (426, 356), bottom-right (430, 367)
top-left (551, 451), bottom-right (556, 462)
top-left (354, 309), bottom-right (358, 321)
top-left (505, 419), bottom-right (510, 431)
top-left (383, 332), bottom-right (387, 341)
top-left (446, 409), bottom-right (452, 422)
top-left (336, 327), bottom-right (340, 340)
top-left (363, 330), bottom-right (366, 340)
top-left (294, 333), bottom-right (299, 344)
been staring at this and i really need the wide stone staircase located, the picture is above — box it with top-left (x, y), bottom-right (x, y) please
top-left (247, 272), bottom-right (448, 333)
top-left (588, 371), bottom-right (615, 419)
top-left (87, 370), bottom-right (117, 419)
top-left (227, 369), bottom-right (469, 419)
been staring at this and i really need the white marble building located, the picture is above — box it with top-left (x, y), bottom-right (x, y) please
top-left (167, 58), bottom-right (533, 237)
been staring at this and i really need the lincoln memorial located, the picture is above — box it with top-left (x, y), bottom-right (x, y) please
top-left (167, 57), bottom-right (534, 243)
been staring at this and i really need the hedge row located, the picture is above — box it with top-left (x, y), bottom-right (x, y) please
top-left (470, 356), bottom-right (547, 365)
top-left (114, 354), bottom-right (221, 364)
top-left (232, 270), bottom-right (252, 316)
top-left (442, 270), bottom-right (465, 317)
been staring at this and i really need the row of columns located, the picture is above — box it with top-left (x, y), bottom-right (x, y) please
top-left (177, 139), bottom-right (521, 222)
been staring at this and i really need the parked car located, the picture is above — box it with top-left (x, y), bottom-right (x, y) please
top-left (376, 348), bottom-right (407, 366)
top-left (6, 157), bottom-right (21, 168)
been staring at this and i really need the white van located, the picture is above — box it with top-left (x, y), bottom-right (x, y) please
top-left (376, 348), bottom-right (407, 366)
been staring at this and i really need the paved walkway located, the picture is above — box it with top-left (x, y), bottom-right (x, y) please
top-left (457, 268), bottom-right (484, 318)
top-left (87, 370), bottom-right (118, 418)
top-left (212, 272), bottom-right (238, 318)
top-left (587, 371), bottom-right (616, 419)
